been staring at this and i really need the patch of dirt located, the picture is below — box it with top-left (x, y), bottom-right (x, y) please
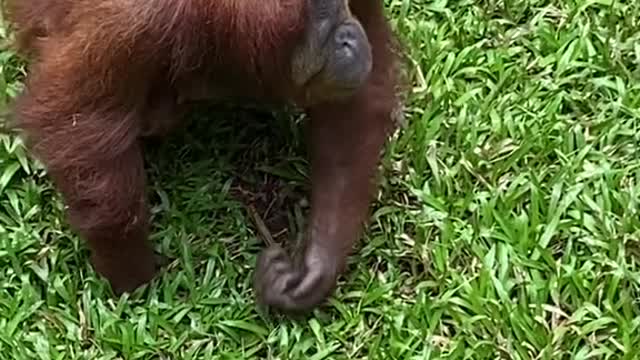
top-left (231, 174), bottom-right (307, 247)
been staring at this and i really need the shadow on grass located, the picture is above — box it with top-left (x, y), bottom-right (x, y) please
top-left (142, 102), bottom-right (311, 260)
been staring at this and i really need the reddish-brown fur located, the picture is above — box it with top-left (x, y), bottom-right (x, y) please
top-left (7, 0), bottom-right (402, 310)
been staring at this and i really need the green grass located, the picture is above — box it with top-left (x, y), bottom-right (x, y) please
top-left (1, 0), bottom-right (639, 358)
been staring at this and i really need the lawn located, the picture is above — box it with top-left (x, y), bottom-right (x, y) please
top-left (1, 0), bottom-right (639, 359)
